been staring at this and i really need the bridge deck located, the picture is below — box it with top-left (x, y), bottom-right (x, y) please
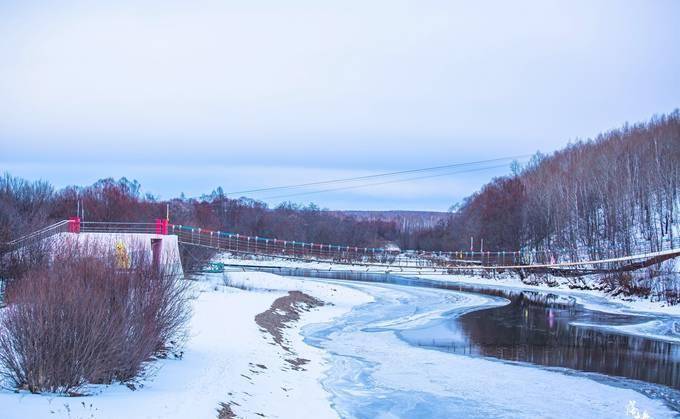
top-left (2, 220), bottom-right (679, 275)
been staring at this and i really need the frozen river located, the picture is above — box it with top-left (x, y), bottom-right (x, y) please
top-left (292, 275), bottom-right (680, 418)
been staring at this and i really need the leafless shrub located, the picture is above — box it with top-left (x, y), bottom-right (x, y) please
top-left (0, 240), bottom-right (50, 284)
top-left (179, 244), bottom-right (217, 275)
top-left (0, 240), bottom-right (190, 394)
top-left (602, 271), bottom-right (652, 298)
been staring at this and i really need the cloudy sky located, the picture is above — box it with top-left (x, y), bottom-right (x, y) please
top-left (1, 0), bottom-right (678, 210)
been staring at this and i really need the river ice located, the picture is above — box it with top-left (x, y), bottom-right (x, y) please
top-left (303, 279), bottom-right (676, 418)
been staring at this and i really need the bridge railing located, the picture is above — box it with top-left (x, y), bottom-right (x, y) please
top-left (3, 219), bottom-right (680, 269)
top-left (63, 220), bottom-right (680, 267)
top-left (169, 224), bottom-right (397, 263)
top-left (80, 221), bottom-right (159, 234)
top-left (1, 220), bottom-right (71, 254)
top-left (1, 220), bottom-right (165, 255)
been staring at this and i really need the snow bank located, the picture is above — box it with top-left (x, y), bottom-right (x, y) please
top-left (0, 270), bottom-right (371, 419)
top-left (417, 273), bottom-right (680, 316)
top-left (215, 253), bottom-right (680, 316)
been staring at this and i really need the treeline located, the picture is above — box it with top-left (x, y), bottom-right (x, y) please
top-left (3, 111), bottom-right (678, 260)
top-left (0, 176), bottom-right (400, 248)
top-left (408, 110), bottom-right (680, 259)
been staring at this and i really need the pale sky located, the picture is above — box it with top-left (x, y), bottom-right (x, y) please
top-left (1, 1), bottom-right (678, 210)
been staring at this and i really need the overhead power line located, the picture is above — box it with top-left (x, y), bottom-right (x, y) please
top-left (200, 154), bottom-right (530, 199)
top-left (260, 162), bottom-right (520, 200)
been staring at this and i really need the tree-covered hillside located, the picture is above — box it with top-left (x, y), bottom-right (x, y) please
top-left (409, 111), bottom-right (680, 260)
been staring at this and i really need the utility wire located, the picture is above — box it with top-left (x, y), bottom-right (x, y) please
top-left (197, 154), bottom-right (530, 199)
top-left (259, 162), bottom-right (518, 200)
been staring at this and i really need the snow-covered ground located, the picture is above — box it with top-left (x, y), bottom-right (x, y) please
top-left (0, 271), bottom-right (370, 419)
top-left (2, 256), bottom-right (678, 418)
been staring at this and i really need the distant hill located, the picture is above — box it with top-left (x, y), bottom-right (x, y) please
top-left (331, 210), bottom-right (450, 232)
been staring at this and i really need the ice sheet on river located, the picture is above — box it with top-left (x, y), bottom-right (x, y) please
top-left (303, 280), bottom-right (676, 419)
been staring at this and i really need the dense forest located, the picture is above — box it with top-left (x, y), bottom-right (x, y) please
top-left (408, 111), bottom-right (680, 261)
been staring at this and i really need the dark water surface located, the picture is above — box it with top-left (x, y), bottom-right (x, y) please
top-left (401, 283), bottom-right (680, 391)
top-left (239, 266), bottom-right (680, 393)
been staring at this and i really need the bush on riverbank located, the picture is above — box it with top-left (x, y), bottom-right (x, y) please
top-left (520, 264), bottom-right (680, 304)
top-left (0, 241), bottom-right (190, 394)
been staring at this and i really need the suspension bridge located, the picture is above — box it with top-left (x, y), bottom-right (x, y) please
top-left (2, 217), bottom-right (679, 277)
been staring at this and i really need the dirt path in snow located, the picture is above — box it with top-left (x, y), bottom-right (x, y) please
top-left (255, 291), bottom-right (325, 353)
top-left (217, 291), bottom-right (326, 418)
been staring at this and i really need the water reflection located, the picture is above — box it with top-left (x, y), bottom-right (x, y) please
top-left (243, 266), bottom-right (680, 390)
top-left (404, 285), bottom-right (680, 390)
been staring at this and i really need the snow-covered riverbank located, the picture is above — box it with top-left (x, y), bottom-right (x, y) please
top-left (420, 273), bottom-right (680, 316)
top-left (216, 254), bottom-right (680, 316)
top-left (0, 271), bottom-right (371, 419)
top-left (2, 264), bottom-right (678, 418)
